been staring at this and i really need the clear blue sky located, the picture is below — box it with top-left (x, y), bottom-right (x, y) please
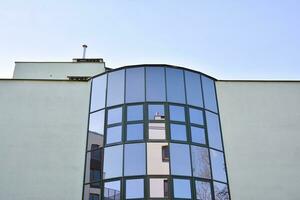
top-left (0, 0), bottom-right (299, 79)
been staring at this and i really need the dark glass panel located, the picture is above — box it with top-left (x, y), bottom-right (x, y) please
top-left (91, 74), bottom-right (107, 112)
top-left (191, 146), bottom-right (211, 179)
top-left (104, 180), bottom-right (121, 200)
top-left (169, 105), bottom-right (185, 122)
top-left (170, 143), bottom-right (191, 176)
top-left (146, 67), bottom-right (166, 101)
top-left (202, 75), bottom-right (218, 113)
top-left (107, 107), bottom-right (122, 125)
top-left (107, 70), bottom-right (125, 107)
top-left (185, 71), bottom-right (203, 107)
top-left (206, 111), bottom-right (223, 151)
top-left (103, 145), bottom-right (123, 179)
top-left (127, 105), bottom-right (143, 121)
top-left (126, 123), bottom-right (143, 141)
top-left (126, 179), bottom-right (144, 199)
top-left (191, 126), bottom-right (206, 144)
top-left (148, 104), bottom-right (165, 120)
top-left (189, 108), bottom-right (204, 125)
top-left (126, 67), bottom-right (145, 103)
top-left (85, 150), bottom-right (102, 183)
top-left (88, 110), bottom-right (105, 150)
top-left (213, 182), bottom-right (229, 200)
top-left (173, 179), bottom-right (191, 199)
top-left (166, 68), bottom-right (186, 103)
top-left (195, 181), bottom-right (212, 200)
top-left (106, 126), bottom-right (122, 144)
top-left (210, 150), bottom-right (227, 183)
top-left (124, 143), bottom-right (146, 176)
top-left (170, 124), bottom-right (187, 141)
top-left (83, 184), bottom-right (101, 200)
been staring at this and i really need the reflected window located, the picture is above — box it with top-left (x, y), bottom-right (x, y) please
top-left (83, 184), bottom-right (101, 200)
top-left (206, 111), bottom-right (223, 151)
top-left (107, 70), bottom-right (125, 107)
top-left (191, 146), bottom-right (211, 179)
top-left (89, 193), bottom-right (99, 200)
top-left (170, 124), bottom-right (187, 141)
top-left (126, 67), bottom-right (145, 103)
top-left (213, 182), bottom-right (229, 200)
top-left (107, 107), bottom-right (122, 125)
top-left (106, 126), bottom-right (122, 144)
top-left (148, 104), bottom-right (165, 120)
top-left (195, 181), bottom-right (212, 200)
top-left (166, 68), bottom-right (186, 103)
top-left (173, 179), bottom-right (191, 199)
top-left (124, 143), bottom-right (146, 176)
top-left (189, 108), bottom-right (204, 125)
top-left (127, 105), bottom-right (143, 121)
top-left (210, 150), bottom-right (227, 183)
top-left (149, 178), bottom-right (169, 198)
top-left (104, 180), bottom-right (121, 200)
top-left (191, 126), bottom-right (206, 144)
top-left (126, 179), bottom-right (144, 199)
top-left (147, 143), bottom-right (169, 175)
top-left (169, 105), bottom-right (185, 122)
top-left (91, 74), bottom-right (107, 112)
top-left (146, 67), bottom-right (166, 101)
top-left (162, 145), bottom-right (169, 162)
top-left (185, 71), bottom-right (203, 107)
top-left (88, 110), bottom-right (105, 150)
top-left (202, 75), bottom-right (218, 113)
top-left (85, 150), bottom-right (102, 184)
top-left (170, 143), bottom-right (191, 176)
top-left (126, 123), bottom-right (143, 141)
top-left (103, 145), bottom-right (123, 179)
top-left (148, 122), bottom-right (166, 140)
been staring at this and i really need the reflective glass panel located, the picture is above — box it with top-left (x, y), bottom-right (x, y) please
top-left (126, 67), bottom-right (145, 103)
top-left (170, 124), bottom-right (187, 141)
top-left (107, 70), bottom-right (125, 107)
top-left (103, 145), bottom-right (123, 179)
top-left (185, 71), bottom-right (203, 107)
top-left (104, 180), bottom-right (121, 200)
top-left (88, 110), bottom-right (105, 150)
top-left (195, 181), bottom-right (212, 200)
top-left (206, 111), bottom-right (223, 151)
top-left (148, 122), bottom-right (166, 140)
top-left (191, 126), bottom-right (206, 144)
top-left (126, 123), bottom-right (143, 141)
top-left (169, 105), bottom-right (185, 122)
top-left (107, 107), bottom-right (122, 125)
top-left (202, 75), bottom-right (218, 113)
top-left (213, 182), bottom-right (229, 200)
top-left (170, 143), bottom-right (191, 176)
top-left (189, 108), bottom-right (204, 125)
top-left (210, 150), bottom-right (227, 183)
top-left (126, 179), bottom-right (144, 199)
top-left (106, 126), bottom-right (122, 144)
top-left (173, 179), bottom-right (191, 199)
top-left (191, 146), bottom-right (211, 179)
top-left (146, 67), bottom-right (166, 101)
top-left (83, 184), bottom-right (101, 200)
top-left (150, 178), bottom-right (168, 198)
top-left (124, 143), bottom-right (146, 176)
top-left (147, 143), bottom-right (169, 175)
top-left (91, 74), bottom-right (107, 112)
top-left (127, 105), bottom-right (143, 121)
top-left (148, 104), bottom-right (165, 120)
top-left (166, 68), bottom-right (185, 103)
top-left (84, 150), bottom-right (102, 183)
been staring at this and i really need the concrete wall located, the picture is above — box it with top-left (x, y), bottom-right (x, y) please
top-left (216, 81), bottom-right (300, 200)
top-left (0, 80), bottom-right (90, 200)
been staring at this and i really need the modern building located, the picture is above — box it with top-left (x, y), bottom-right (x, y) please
top-left (0, 59), bottom-right (300, 200)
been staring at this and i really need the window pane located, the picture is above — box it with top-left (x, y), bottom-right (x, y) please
top-left (127, 105), bottom-right (143, 121)
top-left (189, 108), bottom-right (204, 125)
top-left (91, 74), bottom-right (107, 112)
top-left (107, 107), bottom-right (122, 125)
top-left (166, 68), bottom-right (185, 103)
top-left (210, 150), bottom-right (227, 183)
top-left (107, 70), bottom-right (125, 107)
top-left (148, 104), bottom-right (165, 120)
top-left (88, 110), bottom-right (105, 150)
top-left (126, 67), bottom-right (145, 103)
top-left (202, 75), bottom-right (218, 113)
top-left (126, 179), bottom-right (144, 199)
top-left (126, 123), bottom-right (143, 141)
top-left (170, 143), bottom-right (191, 176)
top-left (195, 181), bottom-right (212, 200)
top-left (191, 146), bottom-right (211, 179)
top-left (83, 184), bottom-right (101, 200)
top-left (169, 105), bottom-right (185, 122)
top-left (85, 150), bottom-right (102, 183)
top-left (191, 126), bottom-right (206, 144)
top-left (106, 126), bottom-right (122, 144)
top-left (146, 67), bottom-right (166, 101)
top-left (148, 122), bottom-right (166, 140)
top-left (206, 111), bottom-right (223, 151)
top-left (150, 178), bottom-right (168, 198)
top-left (124, 143), bottom-right (146, 176)
top-left (103, 145), bottom-right (123, 179)
top-left (185, 71), bottom-right (203, 107)
top-left (170, 124), bottom-right (187, 141)
top-left (104, 180), bottom-right (121, 200)
top-left (213, 182), bottom-right (229, 200)
top-left (173, 179), bottom-right (191, 199)
top-left (147, 143), bottom-right (169, 175)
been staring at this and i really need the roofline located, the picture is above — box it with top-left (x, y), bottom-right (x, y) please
top-left (0, 78), bottom-right (90, 82)
top-left (218, 80), bottom-right (300, 82)
top-left (15, 61), bottom-right (105, 64)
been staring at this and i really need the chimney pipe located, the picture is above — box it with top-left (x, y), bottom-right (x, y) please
top-left (82, 44), bottom-right (88, 58)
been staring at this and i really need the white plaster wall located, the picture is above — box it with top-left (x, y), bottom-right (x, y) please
top-left (0, 80), bottom-right (90, 200)
top-left (216, 81), bottom-right (300, 200)
top-left (147, 143), bottom-right (169, 175)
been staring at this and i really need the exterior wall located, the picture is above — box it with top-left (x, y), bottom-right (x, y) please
top-left (216, 81), bottom-right (300, 200)
top-left (0, 80), bottom-right (90, 200)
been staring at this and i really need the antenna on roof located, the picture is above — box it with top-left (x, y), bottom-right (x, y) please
top-left (82, 44), bottom-right (88, 58)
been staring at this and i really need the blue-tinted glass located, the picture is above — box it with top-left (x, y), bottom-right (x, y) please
top-left (210, 150), bottom-right (227, 183)
top-left (127, 124), bottom-right (143, 141)
top-left (170, 124), bottom-right (187, 141)
top-left (146, 67), bottom-right (166, 101)
top-left (202, 75), bottom-right (218, 113)
top-left (91, 74), bottom-right (107, 112)
top-left (166, 68), bottom-right (185, 103)
top-left (148, 105), bottom-right (165, 120)
top-left (173, 179), bottom-right (191, 199)
top-left (107, 70), bottom-right (125, 107)
top-left (206, 111), bottom-right (223, 151)
top-left (213, 182), bottom-right (229, 200)
top-left (127, 105), bottom-right (143, 121)
top-left (103, 145), bottom-right (123, 179)
top-left (191, 126), bottom-right (206, 144)
top-left (169, 105), bottom-right (185, 122)
top-left (185, 71), bottom-right (203, 107)
top-left (191, 146), bottom-right (211, 179)
top-left (89, 110), bottom-right (105, 136)
top-left (189, 108), bottom-right (204, 125)
top-left (107, 107), bottom-right (122, 125)
top-left (126, 179), bottom-right (144, 199)
top-left (106, 126), bottom-right (122, 144)
top-left (195, 181), bottom-right (212, 200)
top-left (170, 143), bottom-right (191, 176)
top-left (124, 143), bottom-right (146, 176)
top-left (126, 68), bottom-right (145, 103)
top-left (104, 180), bottom-right (121, 199)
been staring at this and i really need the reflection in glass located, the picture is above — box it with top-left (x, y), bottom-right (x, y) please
top-left (91, 74), bottom-right (107, 112)
top-left (147, 143), bottom-right (169, 175)
top-left (166, 68), bottom-right (185, 103)
top-left (170, 143), bottom-right (191, 176)
top-left (107, 70), bottom-right (125, 107)
top-left (202, 75), bottom-right (218, 113)
top-left (126, 123), bottom-right (143, 141)
top-left (173, 179), bottom-right (191, 199)
top-left (124, 143), bottom-right (146, 176)
top-left (148, 104), bottom-right (165, 120)
top-left (127, 105), bottom-right (143, 121)
top-left (191, 146), bottom-right (211, 179)
top-left (206, 111), bottom-right (223, 151)
top-left (214, 182), bottom-right (229, 200)
top-left (210, 150), bottom-right (227, 183)
top-left (88, 110), bottom-right (104, 150)
top-left (170, 124), bottom-right (187, 141)
top-left (107, 107), bottom-right (122, 125)
top-left (104, 180), bottom-right (121, 200)
top-left (189, 108), bottom-right (204, 125)
top-left (106, 126), bottom-right (122, 144)
top-left (195, 181), bottom-right (212, 200)
top-left (126, 67), bottom-right (145, 103)
top-left (85, 150), bottom-right (102, 184)
top-left (150, 178), bottom-right (168, 198)
top-left (146, 67), bottom-right (166, 101)
top-left (126, 179), bottom-right (144, 199)
top-left (169, 105), bottom-right (185, 122)
top-left (103, 145), bottom-right (123, 179)
top-left (148, 122), bottom-right (166, 140)
top-left (83, 184), bottom-right (101, 200)
top-left (185, 71), bottom-right (203, 107)
top-left (191, 126), bottom-right (206, 144)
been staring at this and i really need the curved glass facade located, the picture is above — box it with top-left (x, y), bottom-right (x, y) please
top-left (83, 65), bottom-right (230, 200)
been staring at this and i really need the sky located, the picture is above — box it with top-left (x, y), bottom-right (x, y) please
top-left (0, 0), bottom-right (299, 79)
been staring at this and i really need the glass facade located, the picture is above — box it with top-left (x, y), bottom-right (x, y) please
top-left (83, 65), bottom-right (230, 199)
